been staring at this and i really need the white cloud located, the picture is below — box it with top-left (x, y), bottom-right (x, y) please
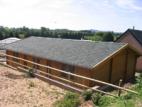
top-left (33, 0), bottom-right (73, 9)
top-left (0, 0), bottom-right (40, 8)
top-left (115, 0), bottom-right (142, 11)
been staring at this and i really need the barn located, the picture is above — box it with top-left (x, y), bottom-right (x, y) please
top-left (3, 37), bottom-right (140, 88)
top-left (116, 29), bottom-right (142, 71)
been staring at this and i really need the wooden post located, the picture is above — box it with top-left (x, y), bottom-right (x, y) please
top-left (118, 79), bottom-right (123, 96)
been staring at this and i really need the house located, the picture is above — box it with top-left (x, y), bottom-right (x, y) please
top-left (116, 29), bottom-right (142, 71)
top-left (4, 37), bottom-right (140, 88)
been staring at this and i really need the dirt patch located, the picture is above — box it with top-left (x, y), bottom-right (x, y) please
top-left (80, 101), bottom-right (94, 107)
top-left (0, 66), bottom-right (66, 107)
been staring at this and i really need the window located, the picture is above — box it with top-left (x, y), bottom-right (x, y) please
top-left (61, 64), bottom-right (75, 80)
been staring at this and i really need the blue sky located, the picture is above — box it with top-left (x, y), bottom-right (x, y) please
top-left (0, 0), bottom-right (142, 32)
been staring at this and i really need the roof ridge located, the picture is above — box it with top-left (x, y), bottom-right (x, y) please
top-left (128, 29), bottom-right (142, 32)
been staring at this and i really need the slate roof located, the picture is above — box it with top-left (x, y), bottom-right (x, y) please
top-left (4, 37), bottom-right (127, 69)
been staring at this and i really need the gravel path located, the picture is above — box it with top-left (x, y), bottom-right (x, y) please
top-left (0, 65), bottom-right (66, 107)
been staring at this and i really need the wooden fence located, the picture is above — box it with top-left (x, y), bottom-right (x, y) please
top-left (0, 52), bottom-right (138, 97)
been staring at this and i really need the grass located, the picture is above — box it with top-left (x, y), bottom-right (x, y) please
top-left (54, 74), bottom-right (142, 107)
top-left (97, 74), bottom-right (142, 107)
top-left (54, 92), bottom-right (80, 107)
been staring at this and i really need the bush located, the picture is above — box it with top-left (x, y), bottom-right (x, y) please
top-left (54, 92), bottom-right (80, 107)
top-left (27, 68), bottom-right (35, 77)
top-left (91, 92), bottom-right (102, 106)
top-left (123, 93), bottom-right (134, 100)
top-left (82, 90), bottom-right (93, 101)
top-left (98, 96), bottom-right (115, 107)
top-left (28, 81), bottom-right (35, 88)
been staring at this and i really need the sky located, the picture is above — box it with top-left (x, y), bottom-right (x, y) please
top-left (0, 0), bottom-right (142, 32)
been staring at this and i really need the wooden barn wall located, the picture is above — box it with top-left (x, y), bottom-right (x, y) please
top-left (126, 49), bottom-right (137, 80)
top-left (90, 60), bottom-right (111, 86)
top-left (6, 50), bottom-right (90, 87)
top-left (111, 49), bottom-right (126, 83)
top-left (90, 48), bottom-right (137, 86)
top-left (6, 50), bottom-right (13, 65)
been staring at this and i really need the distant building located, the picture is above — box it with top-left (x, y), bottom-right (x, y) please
top-left (0, 37), bottom-right (20, 48)
top-left (116, 29), bottom-right (142, 71)
top-left (0, 37), bottom-right (20, 62)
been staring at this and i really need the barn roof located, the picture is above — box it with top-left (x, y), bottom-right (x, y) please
top-left (116, 29), bottom-right (142, 45)
top-left (4, 37), bottom-right (129, 69)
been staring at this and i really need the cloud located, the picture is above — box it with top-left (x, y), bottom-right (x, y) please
top-left (33, 0), bottom-right (74, 9)
top-left (115, 0), bottom-right (142, 11)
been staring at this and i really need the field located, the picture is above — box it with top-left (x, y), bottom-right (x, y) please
top-left (0, 65), bottom-right (66, 107)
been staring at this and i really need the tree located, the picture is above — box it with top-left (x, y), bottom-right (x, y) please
top-left (102, 32), bottom-right (114, 41)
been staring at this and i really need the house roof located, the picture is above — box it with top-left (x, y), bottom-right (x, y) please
top-left (0, 37), bottom-right (20, 49)
top-left (4, 36), bottom-right (128, 69)
top-left (116, 29), bottom-right (142, 46)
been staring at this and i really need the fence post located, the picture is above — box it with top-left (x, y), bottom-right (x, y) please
top-left (118, 79), bottom-right (123, 97)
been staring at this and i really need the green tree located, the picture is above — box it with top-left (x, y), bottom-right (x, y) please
top-left (102, 32), bottom-right (114, 41)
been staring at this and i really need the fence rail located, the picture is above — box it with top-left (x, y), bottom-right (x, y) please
top-left (0, 52), bottom-right (138, 96)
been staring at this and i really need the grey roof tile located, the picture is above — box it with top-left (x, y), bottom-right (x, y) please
top-left (4, 37), bottom-right (127, 69)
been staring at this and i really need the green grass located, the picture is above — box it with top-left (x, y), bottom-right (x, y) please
top-left (99, 74), bottom-right (142, 107)
top-left (54, 74), bottom-right (142, 107)
top-left (54, 92), bottom-right (80, 107)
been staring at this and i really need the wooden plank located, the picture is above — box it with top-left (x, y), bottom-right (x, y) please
top-left (124, 49), bottom-right (128, 82)
top-left (92, 87), bottom-right (117, 97)
top-left (108, 59), bottom-right (113, 83)
top-left (1, 52), bottom-right (138, 94)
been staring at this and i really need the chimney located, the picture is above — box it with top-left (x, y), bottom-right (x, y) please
top-left (133, 26), bottom-right (135, 30)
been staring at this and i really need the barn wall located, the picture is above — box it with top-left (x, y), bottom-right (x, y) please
top-left (90, 48), bottom-right (137, 87)
top-left (126, 49), bottom-right (137, 80)
top-left (90, 60), bottom-right (111, 86)
top-left (111, 49), bottom-right (126, 83)
top-left (6, 50), bottom-right (90, 87)
top-left (117, 32), bottom-right (142, 71)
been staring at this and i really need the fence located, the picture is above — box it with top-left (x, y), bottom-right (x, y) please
top-left (0, 52), bottom-right (138, 97)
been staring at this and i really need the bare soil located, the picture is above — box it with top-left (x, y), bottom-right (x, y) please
top-left (0, 65), bottom-right (66, 107)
